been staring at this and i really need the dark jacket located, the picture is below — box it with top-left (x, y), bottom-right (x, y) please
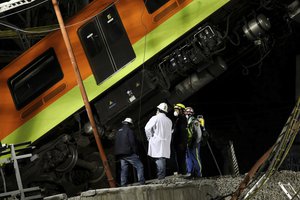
top-left (172, 114), bottom-right (188, 148)
top-left (114, 124), bottom-right (137, 158)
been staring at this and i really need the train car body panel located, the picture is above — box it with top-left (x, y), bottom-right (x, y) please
top-left (1, 0), bottom-right (296, 197)
top-left (0, 0), bottom-right (229, 144)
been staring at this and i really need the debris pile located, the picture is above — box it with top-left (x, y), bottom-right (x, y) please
top-left (147, 170), bottom-right (300, 199)
top-left (67, 170), bottom-right (300, 200)
top-left (214, 170), bottom-right (300, 199)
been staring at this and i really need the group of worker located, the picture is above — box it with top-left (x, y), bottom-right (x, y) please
top-left (114, 102), bottom-right (206, 186)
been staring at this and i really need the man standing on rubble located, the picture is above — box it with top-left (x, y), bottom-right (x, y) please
top-left (172, 103), bottom-right (188, 175)
top-left (145, 102), bottom-right (173, 180)
top-left (115, 117), bottom-right (145, 186)
top-left (185, 107), bottom-right (202, 179)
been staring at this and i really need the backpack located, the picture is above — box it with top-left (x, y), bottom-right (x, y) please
top-left (187, 116), bottom-right (202, 147)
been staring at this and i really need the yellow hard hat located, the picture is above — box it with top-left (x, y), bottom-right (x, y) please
top-left (174, 103), bottom-right (185, 110)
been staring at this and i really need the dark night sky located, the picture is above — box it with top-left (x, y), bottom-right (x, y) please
top-left (184, 22), bottom-right (300, 176)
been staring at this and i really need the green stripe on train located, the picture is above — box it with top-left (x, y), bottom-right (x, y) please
top-left (2, 0), bottom-right (229, 145)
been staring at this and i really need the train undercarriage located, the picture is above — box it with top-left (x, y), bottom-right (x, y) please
top-left (0, 0), bottom-right (299, 198)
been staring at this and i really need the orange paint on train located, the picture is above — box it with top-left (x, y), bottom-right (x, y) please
top-left (0, 0), bottom-right (192, 139)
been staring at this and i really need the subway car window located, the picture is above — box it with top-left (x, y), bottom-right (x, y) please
top-left (144, 0), bottom-right (170, 14)
top-left (8, 48), bottom-right (63, 110)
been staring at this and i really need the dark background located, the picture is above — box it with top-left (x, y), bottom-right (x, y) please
top-left (184, 23), bottom-right (299, 176)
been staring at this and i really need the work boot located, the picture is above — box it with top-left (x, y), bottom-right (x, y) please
top-left (183, 173), bottom-right (193, 180)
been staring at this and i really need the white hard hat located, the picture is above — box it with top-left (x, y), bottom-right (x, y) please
top-left (185, 107), bottom-right (194, 115)
top-left (157, 102), bottom-right (168, 113)
top-left (122, 117), bottom-right (133, 124)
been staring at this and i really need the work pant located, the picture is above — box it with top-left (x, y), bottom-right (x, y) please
top-left (174, 144), bottom-right (187, 175)
top-left (155, 157), bottom-right (166, 179)
top-left (120, 154), bottom-right (145, 186)
top-left (186, 143), bottom-right (202, 177)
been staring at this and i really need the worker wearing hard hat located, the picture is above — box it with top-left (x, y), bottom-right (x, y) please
top-left (145, 102), bottom-right (173, 180)
top-left (172, 103), bottom-right (188, 175)
top-left (184, 107), bottom-right (202, 179)
top-left (115, 117), bottom-right (145, 186)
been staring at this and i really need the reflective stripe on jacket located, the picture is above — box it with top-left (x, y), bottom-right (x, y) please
top-left (187, 116), bottom-right (202, 147)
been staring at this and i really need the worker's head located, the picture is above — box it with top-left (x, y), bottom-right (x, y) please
top-left (174, 103), bottom-right (185, 116)
top-left (122, 117), bottom-right (133, 126)
top-left (157, 102), bottom-right (168, 114)
top-left (184, 107), bottom-right (194, 118)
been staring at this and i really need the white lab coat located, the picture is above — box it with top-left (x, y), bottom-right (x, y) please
top-left (145, 112), bottom-right (172, 158)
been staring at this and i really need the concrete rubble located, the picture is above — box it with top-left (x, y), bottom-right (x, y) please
top-left (64, 170), bottom-right (300, 200)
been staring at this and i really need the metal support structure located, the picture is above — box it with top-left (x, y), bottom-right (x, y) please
top-left (230, 146), bottom-right (273, 200)
top-left (51, 0), bottom-right (116, 188)
top-left (231, 97), bottom-right (300, 200)
top-left (11, 144), bottom-right (25, 199)
top-left (0, 143), bottom-right (41, 200)
top-left (278, 182), bottom-right (300, 200)
top-left (206, 141), bottom-right (222, 176)
top-left (296, 55), bottom-right (300, 100)
top-left (0, 0), bottom-right (36, 13)
top-left (229, 140), bottom-right (240, 176)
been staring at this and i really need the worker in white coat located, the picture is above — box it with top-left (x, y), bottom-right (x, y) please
top-left (145, 102), bottom-right (173, 180)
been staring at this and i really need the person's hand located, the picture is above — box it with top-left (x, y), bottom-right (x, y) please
top-left (203, 130), bottom-right (210, 138)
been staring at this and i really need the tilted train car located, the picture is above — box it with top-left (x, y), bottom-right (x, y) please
top-left (0, 0), bottom-right (288, 197)
top-left (0, 0), bottom-right (228, 144)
